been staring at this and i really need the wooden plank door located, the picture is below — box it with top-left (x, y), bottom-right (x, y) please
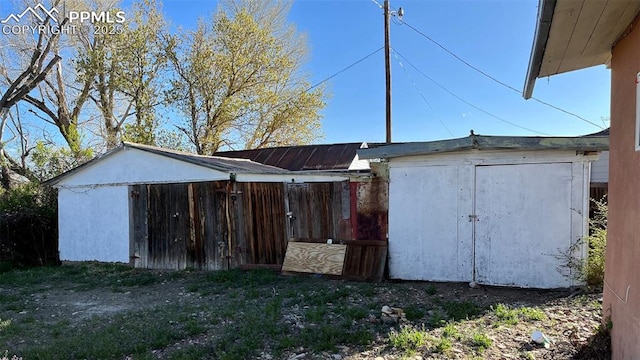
top-left (474, 163), bottom-right (573, 288)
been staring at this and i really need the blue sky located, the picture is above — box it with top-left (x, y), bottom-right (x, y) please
top-left (162, 0), bottom-right (610, 144)
top-left (2, 0), bottom-right (612, 145)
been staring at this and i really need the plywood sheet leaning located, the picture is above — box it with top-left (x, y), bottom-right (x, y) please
top-left (282, 242), bottom-right (347, 275)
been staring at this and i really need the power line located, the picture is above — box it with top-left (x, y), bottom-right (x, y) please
top-left (306, 47), bottom-right (384, 92)
top-left (272, 47), bottom-right (383, 113)
top-left (399, 20), bottom-right (604, 130)
top-left (392, 51), bottom-right (455, 137)
top-left (393, 49), bottom-right (550, 136)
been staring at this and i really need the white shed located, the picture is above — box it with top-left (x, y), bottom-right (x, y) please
top-left (358, 134), bottom-right (609, 288)
top-left (47, 142), bottom-right (349, 267)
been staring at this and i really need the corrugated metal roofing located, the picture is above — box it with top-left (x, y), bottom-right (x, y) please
top-left (126, 143), bottom-right (288, 174)
top-left (215, 143), bottom-right (368, 171)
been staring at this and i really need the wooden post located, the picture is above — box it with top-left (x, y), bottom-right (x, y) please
top-left (384, 0), bottom-right (392, 144)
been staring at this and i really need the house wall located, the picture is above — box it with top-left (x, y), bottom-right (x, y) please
top-left (58, 186), bottom-right (130, 262)
top-left (590, 150), bottom-right (609, 184)
top-left (387, 150), bottom-right (594, 288)
top-left (605, 18), bottom-right (640, 360)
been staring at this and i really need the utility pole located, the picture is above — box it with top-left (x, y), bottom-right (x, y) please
top-left (384, 0), bottom-right (392, 144)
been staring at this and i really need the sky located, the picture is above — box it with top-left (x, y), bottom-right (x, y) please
top-left (2, 0), bottom-right (613, 146)
top-left (161, 0), bottom-right (611, 144)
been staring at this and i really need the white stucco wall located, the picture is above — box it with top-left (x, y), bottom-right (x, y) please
top-left (388, 150), bottom-right (595, 288)
top-left (58, 186), bottom-right (130, 263)
top-left (590, 150), bottom-right (609, 183)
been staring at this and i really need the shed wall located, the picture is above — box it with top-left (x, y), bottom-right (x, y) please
top-left (605, 19), bottom-right (640, 360)
top-left (58, 186), bottom-right (130, 262)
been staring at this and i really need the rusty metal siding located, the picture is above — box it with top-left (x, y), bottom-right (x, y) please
top-left (352, 162), bottom-right (389, 240)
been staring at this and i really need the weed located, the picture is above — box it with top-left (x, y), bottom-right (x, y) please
top-left (444, 300), bottom-right (480, 321)
top-left (305, 307), bottom-right (327, 323)
top-left (519, 307), bottom-right (546, 321)
top-left (493, 304), bottom-right (546, 326)
top-left (522, 351), bottom-right (536, 360)
top-left (428, 309), bottom-right (447, 328)
top-left (441, 322), bottom-right (461, 339)
top-left (388, 325), bottom-right (431, 353)
top-left (404, 304), bottom-right (426, 321)
top-left (337, 306), bottom-right (367, 321)
top-left (434, 337), bottom-right (452, 354)
top-left (471, 333), bottom-right (492, 353)
top-left (425, 285), bottom-right (437, 295)
top-left (0, 318), bottom-right (12, 331)
top-left (493, 303), bottom-right (519, 325)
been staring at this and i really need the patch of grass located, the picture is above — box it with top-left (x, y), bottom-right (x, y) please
top-left (18, 305), bottom-right (208, 359)
top-left (307, 287), bottom-right (350, 306)
top-left (493, 304), bottom-right (546, 326)
top-left (388, 325), bottom-right (431, 354)
top-left (428, 309), bottom-right (447, 328)
top-left (425, 285), bottom-right (437, 295)
top-left (404, 304), bottom-right (426, 321)
top-left (0, 318), bottom-right (12, 331)
top-left (434, 337), bottom-right (452, 354)
top-left (471, 333), bottom-right (492, 353)
top-left (441, 322), bottom-right (461, 339)
top-left (519, 307), bottom-right (546, 321)
top-left (493, 303), bottom-right (519, 325)
top-left (305, 306), bottom-right (327, 323)
top-left (336, 305), bottom-right (367, 321)
top-left (444, 300), bottom-right (480, 321)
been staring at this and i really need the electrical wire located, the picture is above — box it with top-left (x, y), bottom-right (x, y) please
top-left (305, 47), bottom-right (383, 92)
top-left (399, 20), bottom-right (604, 129)
top-left (392, 52), bottom-right (455, 137)
top-left (393, 49), bottom-right (550, 136)
top-left (272, 47), bottom-right (383, 113)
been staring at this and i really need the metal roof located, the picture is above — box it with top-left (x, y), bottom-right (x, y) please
top-left (357, 134), bottom-right (609, 160)
top-left (523, 0), bottom-right (640, 99)
top-left (46, 142), bottom-right (289, 185)
top-left (125, 143), bottom-right (288, 174)
top-left (214, 143), bottom-right (369, 171)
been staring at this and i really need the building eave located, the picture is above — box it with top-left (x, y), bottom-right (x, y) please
top-left (523, 0), bottom-right (556, 99)
top-left (357, 135), bottom-right (609, 160)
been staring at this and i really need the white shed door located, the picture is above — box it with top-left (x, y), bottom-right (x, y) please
top-left (388, 165), bottom-right (473, 281)
top-left (474, 163), bottom-right (573, 288)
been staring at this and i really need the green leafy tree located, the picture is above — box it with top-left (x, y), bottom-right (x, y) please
top-left (78, 0), bottom-right (170, 148)
top-left (167, 0), bottom-right (325, 154)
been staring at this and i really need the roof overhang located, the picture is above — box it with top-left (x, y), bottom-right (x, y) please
top-left (357, 135), bottom-right (609, 160)
top-left (523, 0), bottom-right (640, 99)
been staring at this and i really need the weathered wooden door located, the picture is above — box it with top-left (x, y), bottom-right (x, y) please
top-left (387, 165), bottom-right (474, 281)
top-left (285, 182), bottom-right (349, 240)
top-left (131, 182), bottom-right (230, 270)
top-left (473, 163), bottom-right (574, 288)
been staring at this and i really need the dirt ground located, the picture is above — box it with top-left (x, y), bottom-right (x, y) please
top-left (0, 264), bottom-right (608, 359)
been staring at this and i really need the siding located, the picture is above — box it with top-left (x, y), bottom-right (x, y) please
top-left (58, 186), bottom-right (130, 262)
top-left (590, 150), bottom-right (609, 183)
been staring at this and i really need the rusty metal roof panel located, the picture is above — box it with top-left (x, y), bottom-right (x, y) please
top-left (215, 143), bottom-right (366, 171)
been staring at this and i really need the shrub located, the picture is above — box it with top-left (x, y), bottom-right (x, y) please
top-left (0, 183), bottom-right (58, 268)
top-left (584, 197), bottom-right (607, 287)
